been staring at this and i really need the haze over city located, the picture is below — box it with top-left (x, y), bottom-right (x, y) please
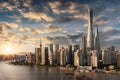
top-left (0, 0), bottom-right (120, 55)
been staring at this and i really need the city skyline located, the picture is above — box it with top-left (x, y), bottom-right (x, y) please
top-left (0, 0), bottom-right (120, 55)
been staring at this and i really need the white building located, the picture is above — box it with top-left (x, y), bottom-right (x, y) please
top-left (91, 50), bottom-right (98, 67)
top-left (74, 50), bottom-right (80, 66)
top-left (60, 47), bottom-right (67, 66)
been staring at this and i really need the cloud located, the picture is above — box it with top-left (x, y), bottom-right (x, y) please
top-left (0, 30), bottom-right (16, 42)
top-left (44, 24), bottom-right (67, 34)
top-left (0, 2), bottom-right (16, 11)
top-left (102, 26), bottom-right (114, 32)
top-left (76, 29), bottom-right (82, 33)
top-left (117, 16), bottom-right (120, 22)
top-left (48, 1), bottom-right (89, 22)
top-left (0, 22), bottom-right (19, 29)
top-left (48, 1), bottom-right (62, 15)
top-left (94, 16), bottom-right (110, 26)
top-left (22, 11), bottom-right (53, 22)
top-left (0, 27), bottom-right (2, 34)
top-left (41, 33), bottom-right (83, 45)
top-left (9, 15), bottom-right (21, 22)
top-left (100, 27), bottom-right (120, 47)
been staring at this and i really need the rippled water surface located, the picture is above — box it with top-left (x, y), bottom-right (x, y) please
top-left (0, 62), bottom-right (120, 80)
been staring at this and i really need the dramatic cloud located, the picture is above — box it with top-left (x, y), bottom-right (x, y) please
top-left (42, 33), bottom-right (83, 45)
top-left (43, 24), bottom-right (67, 34)
top-left (9, 15), bottom-right (21, 22)
top-left (0, 27), bottom-right (2, 34)
top-left (48, 1), bottom-right (89, 22)
top-left (94, 16), bottom-right (110, 26)
top-left (0, 2), bottom-right (16, 11)
top-left (100, 26), bottom-right (120, 46)
top-left (102, 26), bottom-right (114, 32)
top-left (22, 11), bottom-right (53, 22)
top-left (0, 22), bottom-right (19, 29)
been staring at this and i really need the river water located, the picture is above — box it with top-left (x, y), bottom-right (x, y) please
top-left (0, 62), bottom-right (120, 80)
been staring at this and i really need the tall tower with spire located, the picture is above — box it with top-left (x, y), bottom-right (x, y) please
top-left (87, 8), bottom-right (94, 50)
top-left (40, 38), bottom-right (42, 48)
top-left (94, 26), bottom-right (100, 61)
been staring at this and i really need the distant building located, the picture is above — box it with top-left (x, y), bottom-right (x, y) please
top-left (49, 44), bottom-right (54, 65)
top-left (41, 47), bottom-right (49, 65)
top-left (35, 48), bottom-right (41, 65)
top-left (60, 47), bottom-right (67, 66)
top-left (74, 50), bottom-right (80, 66)
top-left (116, 52), bottom-right (120, 67)
top-left (26, 53), bottom-right (35, 64)
top-left (109, 46), bottom-right (115, 51)
top-left (53, 44), bottom-right (59, 64)
top-left (14, 55), bottom-right (26, 63)
top-left (87, 50), bottom-right (92, 66)
top-left (91, 50), bottom-right (98, 67)
top-left (72, 44), bottom-right (80, 65)
top-left (81, 33), bottom-right (87, 66)
top-left (68, 45), bottom-right (73, 64)
top-left (102, 49), bottom-right (116, 65)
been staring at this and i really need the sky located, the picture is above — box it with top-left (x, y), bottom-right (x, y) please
top-left (0, 0), bottom-right (120, 54)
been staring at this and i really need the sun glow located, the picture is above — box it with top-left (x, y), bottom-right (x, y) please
top-left (3, 44), bottom-right (14, 55)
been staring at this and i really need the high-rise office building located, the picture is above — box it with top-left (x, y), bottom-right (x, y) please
top-left (72, 45), bottom-right (80, 64)
top-left (35, 39), bottom-right (42, 65)
top-left (117, 52), bottom-right (120, 67)
top-left (74, 50), bottom-right (80, 66)
top-left (60, 47), bottom-right (66, 66)
top-left (41, 47), bottom-right (49, 65)
top-left (81, 33), bottom-right (87, 65)
top-left (68, 45), bottom-right (73, 64)
top-left (49, 44), bottom-right (54, 65)
top-left (53, 44), bottom-right (59, 64)
top-left (91, 50), bottom-right (98, 67)
top-left (35, 48), bottom-right (41, 65)
top-left (101, 49), bottom-right (116, 65)
top-left (87, 8), bottom-right (94, 50)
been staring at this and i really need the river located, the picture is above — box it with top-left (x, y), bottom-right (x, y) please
top-left (0, 62), bottom-right (120, 80)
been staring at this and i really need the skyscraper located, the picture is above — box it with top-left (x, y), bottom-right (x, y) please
top-left (87, 8), bottom-right (94, 50)
top-left (81, 33), bottom-right (87, 65)
top-left (68, 45), bottom-right (73, 64)
top-left (35, 48), bottom-right (40, 65)
top-left (49, 44), bottom-right (54, 65)
top-left (60, 47), bottom-right (66, 66)
top-left (41, 47), bottom-right (49, 65)
top-left (94, 26), bottom-right (101, 60)
top-left (53, 44), bottom-right (59, 64)
top-left (35, 39), bottom-right (42, 65)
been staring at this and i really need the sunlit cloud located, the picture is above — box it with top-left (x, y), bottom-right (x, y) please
top-left (22, 11), bottom-right (53, 22)
top-left (0, 22), bottom-right (19, 29)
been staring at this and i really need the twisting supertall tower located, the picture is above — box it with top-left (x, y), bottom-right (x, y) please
top-left (87, 8), bottom-right (94, 50)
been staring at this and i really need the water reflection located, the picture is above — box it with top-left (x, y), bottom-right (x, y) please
top-left (0, 62), bottom-right (120, 80)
